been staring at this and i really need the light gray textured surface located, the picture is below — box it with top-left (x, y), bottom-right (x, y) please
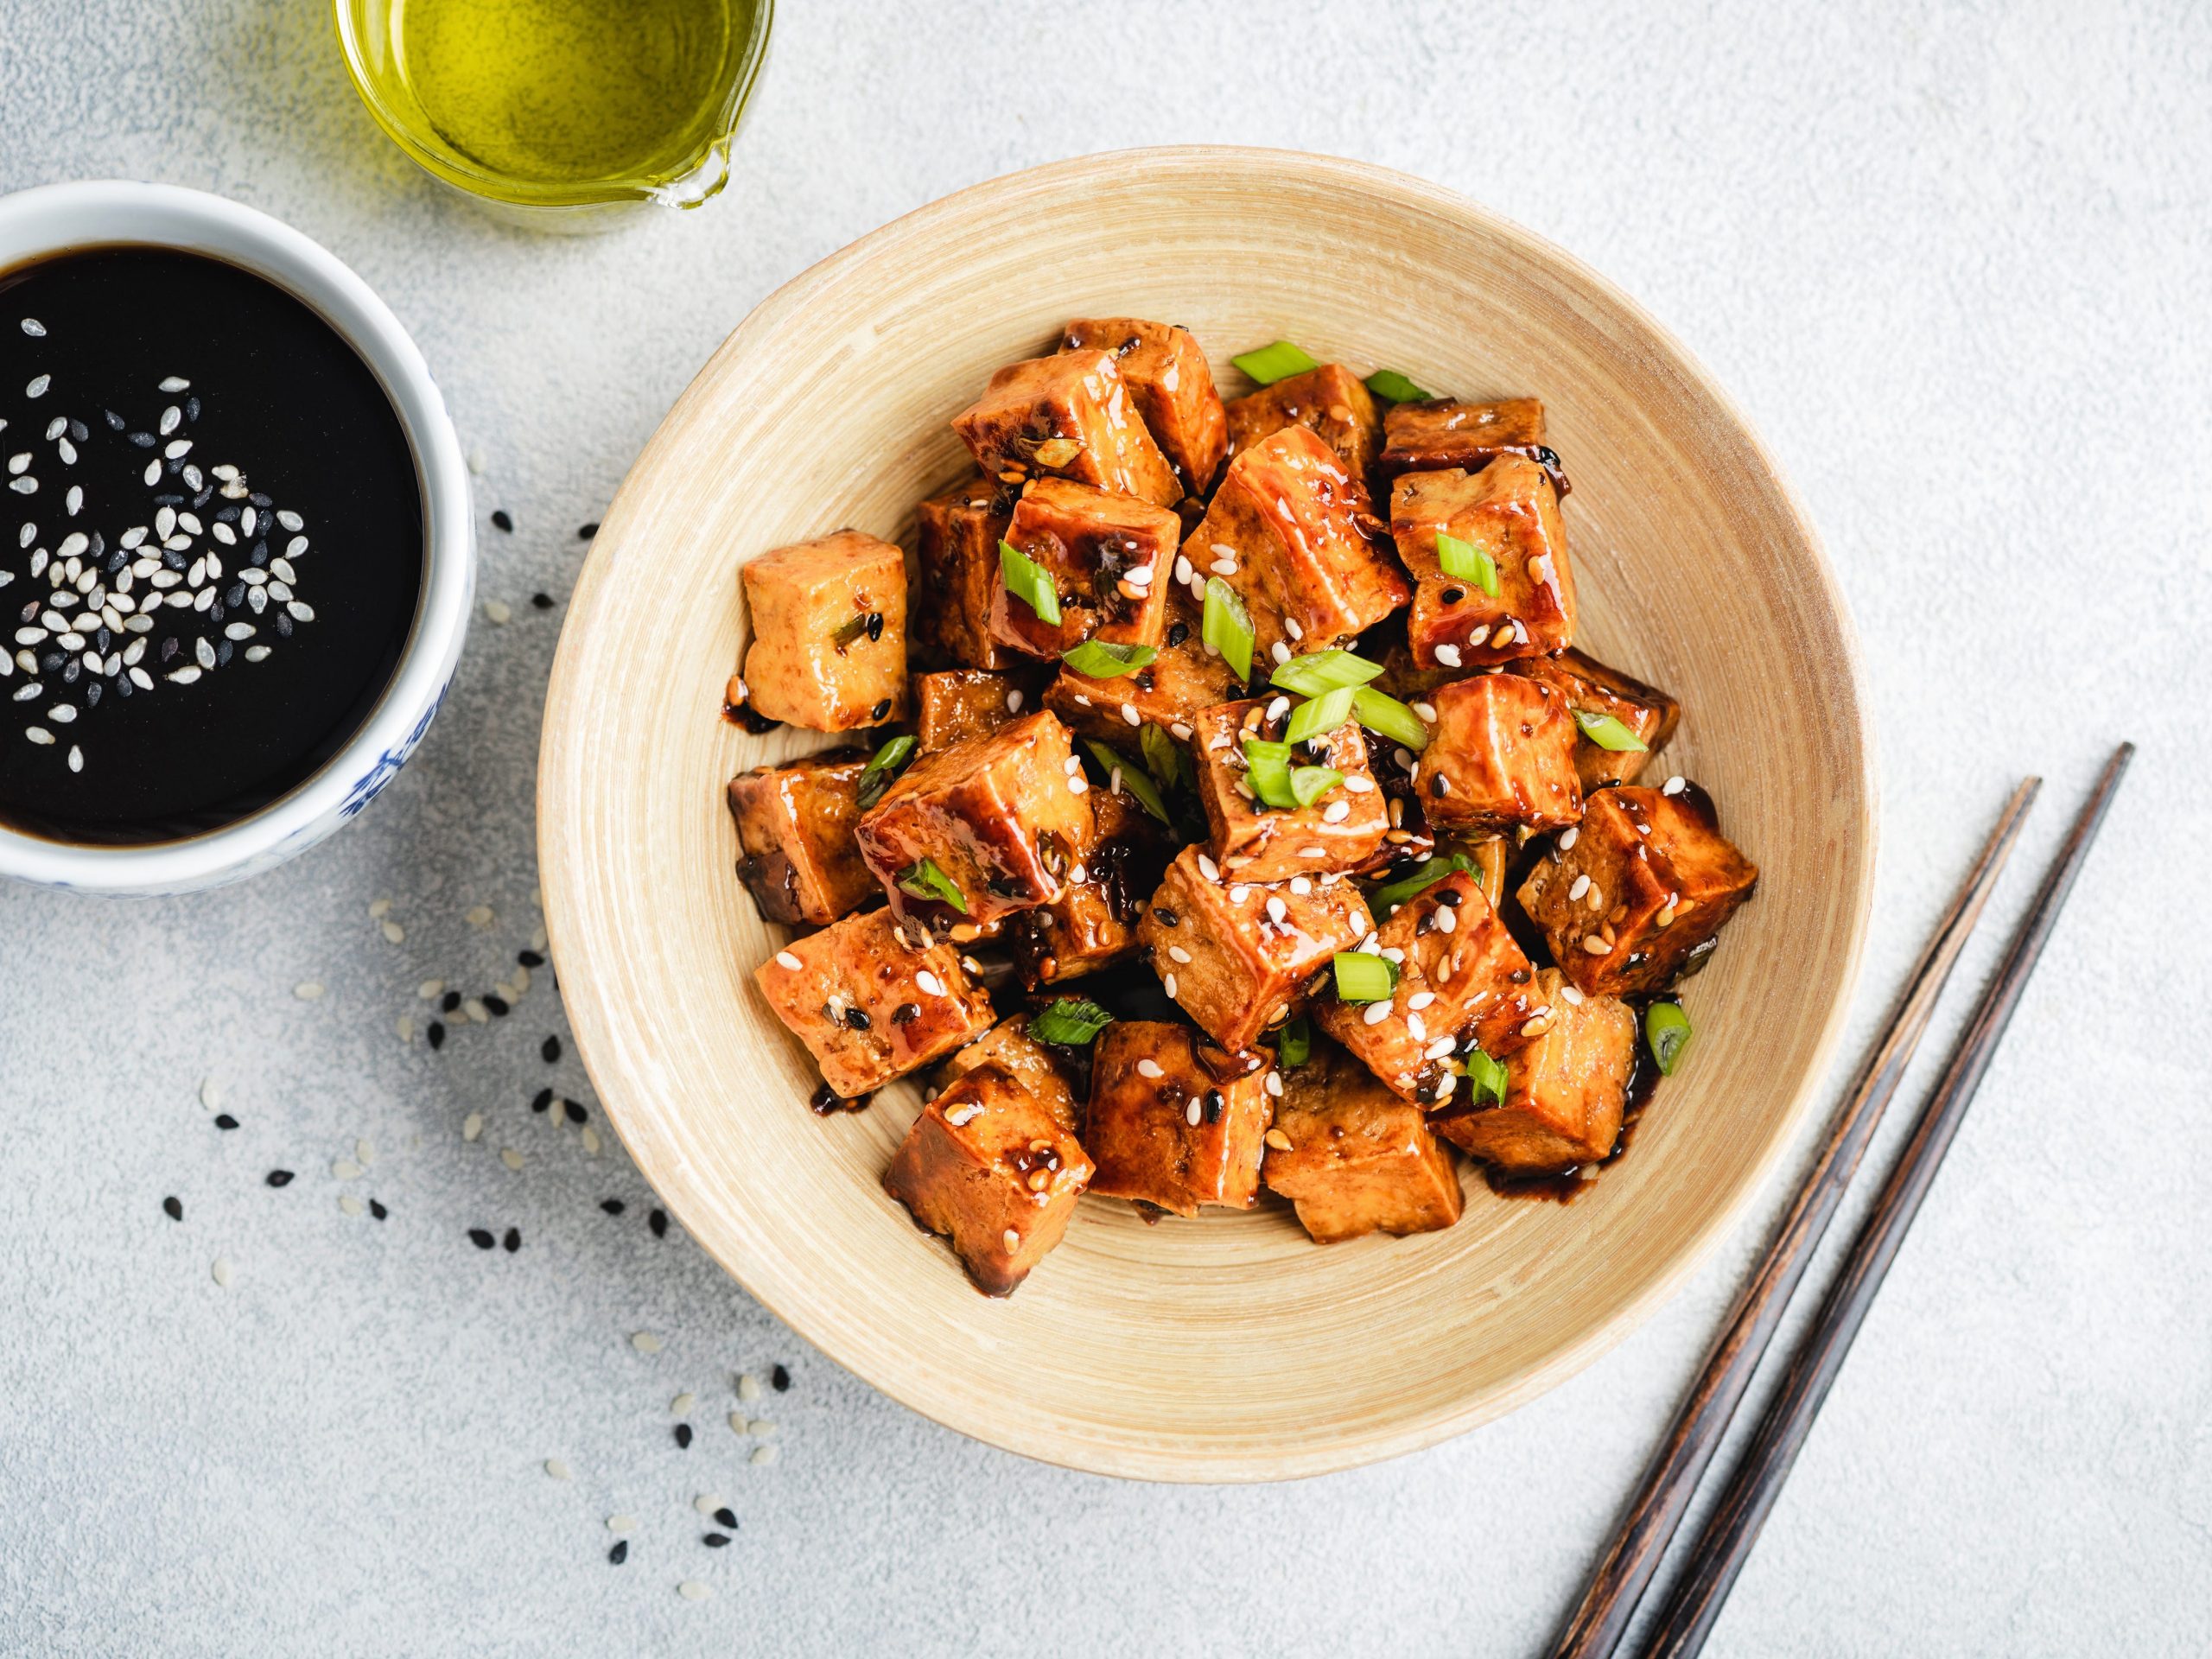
top-left (2, 2), bottom-right (2207, 1654)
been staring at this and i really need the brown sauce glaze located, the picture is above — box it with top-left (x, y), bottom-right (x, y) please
top-left (1480, 996), bottom-right (1674, 1205)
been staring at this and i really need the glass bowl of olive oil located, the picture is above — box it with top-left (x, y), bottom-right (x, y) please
top-left (334, 0), bottom-right (772, 227)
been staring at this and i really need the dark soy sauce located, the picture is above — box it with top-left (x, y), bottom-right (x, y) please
top-left (1482, 996), bottom-right (1675, 1204)
top-left (0, 249), bottom-right (422, 845)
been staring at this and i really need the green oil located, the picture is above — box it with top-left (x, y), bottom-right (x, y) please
top-left (385, 0), bottom-right (753, 188)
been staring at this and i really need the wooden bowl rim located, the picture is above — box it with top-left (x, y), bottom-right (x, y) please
top-left (538, 146), bottom-right (1878, 1481)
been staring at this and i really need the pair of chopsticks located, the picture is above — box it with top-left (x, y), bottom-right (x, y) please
top-left (1550, 742), bottom-right (2135, 1659)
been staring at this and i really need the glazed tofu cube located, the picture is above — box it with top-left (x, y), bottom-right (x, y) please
top-left (914, 476), bottom-right (1014, 670)
top-left (1185, 424), bottom-right (1408, 662)
top-left (1135, 844), bottom-right (1373, 1052)
top-left (1062, 317), bottom-right (1228, 496)
top-left (882, 1063), bottom-right (1093, 1296)
top-left (1313, 870), bottom-right (1541, 1104)
top-left (1436, 969), bottom-right (1634, 1173)
top-left (914, 669), bottom-right (1030, 751)
top-left (1045, 594), bottom-right (1242, 747)
top-left (1378, 397), bottom-right (1563, 489)
top-left (1263, 1042), bottom-right (1464, 1243)
top-left (953, 350), bottom-right (1181, 508)
top-left (1224, 364), bottom-right (1383, 484)
top-left (1191, 696), bottom-right (1387, 882)
top-left (944, 1014), bottom-right (1081, 1135)
top-left (1007, 787), bottom-right (1171, 988)
top-left (739, 530), bottom-right (910, 731)
top-left (753, 908), bottom-right (995, 1100)
top-left (1084, 1020), bottom-right (1276, 1217)
top-left (1517, 647), bottom-right (1681, 793)
top-left (1391, 456), bottom-right (1576, 668)
top-left (1418, 672), bottom-right (1582, 833)
top-left (1516, 784), bottom-right (1758, 995)
top-left (855, 711), bottom-right (1093, 930)
top-left (725, 747), bottom-right (877, 925)
top-left (989, 478), bottom-right (1179, 662)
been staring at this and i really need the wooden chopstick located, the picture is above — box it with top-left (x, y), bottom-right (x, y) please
top-left (1638, 743), bottom-right (2134, 1658)
top-left (1546, 775), bottom-right (2043, 1659)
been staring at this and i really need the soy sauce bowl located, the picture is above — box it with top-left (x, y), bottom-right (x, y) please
top-left (0, 181), bottom-right (473, 895)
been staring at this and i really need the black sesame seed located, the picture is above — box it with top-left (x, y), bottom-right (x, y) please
top-left (491, 509), bottom-right (513, 532)
top-left (162, 1196), bottom-right (183, 1222)
top-left (702, 1532), bottom-right (729, 1548)
top-left (810, 1082), bottom-right (837, 1113)
top-left (1510, 969), bottom-right (1530, 984)
top-left (607, 1541), bottom-right (628, 1566)
top-left (1436, 889), bottom-right (1463, 906)
top-left (843, 1006), bottom-right (871, 1031)
top-left (1166, 620), bottom-right (1190, 647)
top-left (600, 1198), bottom-right (626, 1215)
top-left (213, 1113), bottom-right (238, 1131)
top-left (532, 1088), bottom-right (553, 1113)
top-left (265, 1169), bottom-right (294, 1188)
top-left (890, 1002), bottom-right (919, 1026)
top-left (531, 592), bottom-right (556, 610)
top-left (467, 1228), bottom-right (495, 1249)
top-left (578, 523), bottom-right (599, 539)
top-left (369, 1199), bottom-right (388, 1221)
top-left (482, 995), bottom-right (510, 1017)
top-left (864, 611), bottom-right (884, 642)
top-left (441, 990), bottom-right (461, 1013)
top-left (518, 950), bottom-right (545, 968)
top-left (427, 1021), bottom-right (446, 1050)
top-left (649, 1208), bottom-right (669, 1238)
top-left (673, 1423), bottom-right (693, 1449)
top-left (542, 1035), bottom-right (562, 1064)
top-left (563, 1099), bottom-right (587, 1125)
top-left (1203, 1090), bottom-right (1224, 1125)
top-left (713, 1507), bottom-right (739, 1529)
top-left (503, 1227), bottom-right (521, 1253)
top-left (771, 1363), bottom-right (791, 1392)
top-left (870, 698), bottom-right (892, 721)
top-left (1153, 907), bottom-right (1179, 926)
top-left (1441, 586), bottom-right (1465, 605)
top-left (1431, 774), bottom-right (1450, 798)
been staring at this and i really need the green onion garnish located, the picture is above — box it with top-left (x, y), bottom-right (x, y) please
top-left (1351, 685), bottom-right (1431, 752)
top-left (830, 611), bottom-right (870, 647)
top-left (1138, 721), bottom-right (1187, 792)
top-left (1434, 532), bottom-right (1499, 597)
top-left (1202, 575), bottom-right (1254, 683)
top-left (855, 734), bottom-right (917, 810)
top-left (1571, 709), bottom-right (1649, 753)
top-left (1332, 950), bottom-right (1399, 1004)
top-left (894, 856), bottom-right (969, 913)
top-left (1061, 639), bottom-right (1157, 678)
top-left (1084, 739), bottom-right (1172, 824)
top-left (1028, 995), bottom-right (1116, 1046)
top-left (1646, 1002), bottom-right (1693, 1074)
top-left (1242, 737), bottom-right (1298, 810)
top-left (1364, 368), bottom-right (1432, 403)
top-left (1462, 1047), bottom-right (1510, 1108)
top-left (1276, 1015), bottom-right (1312, 1068)
top-left (1365, 851), bottom-right (1475, 917)
top-left (1283, 685), bottom-right (1355, 746)
top-left (1289, 765), bottom-right (1344, 810)
top-left (1231, 339), bottom-right (1320, 385)
top-left (999, 539), bottom-right (1062, 625)
top-left (1268, 648), bottom-right (1383, 698)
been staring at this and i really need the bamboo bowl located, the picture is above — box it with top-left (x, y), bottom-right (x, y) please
top-left (539, 149), bottom-right (1875, 1482)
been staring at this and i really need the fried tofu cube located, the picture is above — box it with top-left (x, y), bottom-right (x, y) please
top-left (882, 1063), bottom-right (1093, 1296)
top-left (1062, 317), bottom-right (1228, 496)
top-left (953, 350), bottom-right (1181, 508)
top-left (1135, 845), bottom-right (1373, 1051)
top-left (914, 669), bottom-right (1030, 751)
top-left (1007, 787), bottom-right (1171, 988)
top-left (1225, 363), bottom-right (1383, 483)
top-left (726, 747), bottom-right (878, 925)
top-left (1517, 648), bottom-right (1681, 793)
top-left (1045, 594), bottom-right (1243, 747)
top-left (1418, 672), bottom-right (1582, 833)
top-left (1436, 969), bottom-right (1634, 1172)
top-left (1191, 696), bottom-right (1388, 882)
top-left (1391, 456), bottom-right (1576, 668)
top-left (1185, 424), bottom-right (1408, 662)
top-left (1378, 397), bottom-right (1560, 487)
top-left (1084, 1020), bottom-right (1276, 1217)
top-left (944, 1015), bottom-right (1082, 1135)
top-left (989, 478), bottom-right (1179, 662)
top-left (1263, 1042), bottom-right (1464, 1243)
top-left (1516, 785), bottom-right (1758, 995)
top-left (753, 908), bottom-right (995, 1100)
top-left (739, 530), bottom-right (910, 731)
top-left (855, 711), bottom-right (1093, 929)
top-left (1313, 870), bottom-right (1541, 1104)
top-left (914, 476), bottom-right (1014, 670)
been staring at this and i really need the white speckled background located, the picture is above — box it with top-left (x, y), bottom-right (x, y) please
top-left (1, 2), bottom-right (2207, 1654)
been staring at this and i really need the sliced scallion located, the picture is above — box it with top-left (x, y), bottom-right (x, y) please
top-left (1462, 1047), bottom-right (1510, 1109)
top-left (1202, 575), bottom-right (1253, 683)
top-left (1365, 851), bottom-right (1474, 917)
top-left (1572, 708), bottom-right (1649, 753)
top-left (1231, 339), bottom-right (1319, 385)
top-left (1289, 765), bottom-right (1344, 810)
top-left (1138, 721), bottom-right (1187, 792)
top-left (1646, 1002), bottom-right (1693, 1074)
top-left (894, 856), bottom-right (969, 913)
top-left (1242, 738), bottom-right (1298, 810)
top-left (999, 539), bottom-right (1062, 625)
top-left (1283, 684), bottom-right (1355, 746)
top-left (1085, 739), bottom-right (1172, 825)
top-left (1028, 996), bottom-right (1115, 1046)
top-left (1351, 685), bottom-right (1431, 752)
top-left (1434, 531), bottom-right (1499, 597)
top-left (1268, 648), bottom-right (1383, 698)
top-left (1061, 639), bottom-right (1157, 679)
top-left (1364, 368), bottom-right (1433, 404)
top-left (1332, 950), bottom-right (1399, 1004)
top-left (855, 734), bottom-right (917, 810)
top-left (1276, 1015), bottom-right (1312, 1068)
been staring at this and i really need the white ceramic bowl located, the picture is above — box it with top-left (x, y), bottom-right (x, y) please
top-left (0, 181), bottom-right (472, 894)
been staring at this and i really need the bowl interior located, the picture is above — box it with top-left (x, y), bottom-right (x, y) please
top-left (539, 149), bottom-right (1872, 1481)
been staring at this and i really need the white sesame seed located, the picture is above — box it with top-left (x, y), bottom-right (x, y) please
top-left (1434, 906), bottom-right (1457, 933)
top-left (18, 318), bottom-right (41, 336)
top-left (338, 1194), bottom-right (365, 1217)
top-left (1170, 721), bottom-right (1192, 741)
top-left (1434, 644), bottom-right (1462, 668)
top-left (737, 1373), bottom-right (762, 1404)
top-left (1322, 800), bottom-right (1351, 823)
top-left (581, 1125), bottom-right (601, 1156)
top-left (631, 1332), bottom-right (663, 1355)
top-left (483, 599), bottom-right (511, 625)
top-left (1067, 773), bottom-right (1089, 795)
top-left (1363, 1001), bottom-right (1393, 1026)
top-left (774, 950), bottom-right (802, 970)
top-left (24, 375), bottom-right (48, 398)
top-left (461, 1113), bottom-right (483, 1142)
top-left (1197, 853), bottom-right (1221, 881)
top-left (1270, 641), bottom-right (1292, 666)
top-left (1298, 845), bottom-right (1326, 859)
top-left (1005, 689), bottom-right (1023, 714)
top-left (1264, 1071), bottom-right (1283, 1096)
top-left (1662, 775), bottom-right (1687, 796)
top-left (944, 1103), bottom-right (982, 1127)
top-left (1568, 874), bottom-right (1592, 900)
top-left (332, 1158), bottom-right (364, 1180)
top-left (1210, 557), bottom-right (1237, 576)
top-left (159, 375), bottom-right (190, 393)
top-left (293, 980), bottom-right (324, 1000)
top-left (915, 969), bottom-right (946, 996)
top-left (692, 1493), bottom-right (721, 1515)
top-left (1162, 971), bottom-right (1179, 999)
top-left (1432, 1072), bottom-right (1457, 1101)
top-left (500, 1147), bottom-right (524, 1172)
top-left (1168, 944), bottom-right (1192, 963)
top-left (1121, 702), bottom-right (1140, 726)
top-left (678, 1581), bottom-right (712, 1601)
top-left (1001, 1228), bottom-right (1020, 1252)
top-left (1265, 895), bottom-right (1287, 925)
top-left (1265, 695), bottom-right (1290, 721)
top-left (1560, 826), bottom-right (1580, 851)
top-left (1174, 554), bottom-right (1193, 585)
top-left (1582, 935), bottom-right (1611, 955)
top-left (1284, 616), bottom-right (1304, 641)
top-left (1561, 985), bottom-right (1586, 1005)
top-left (1408, 1012), bottom-right (1427, 1041)
top-left (1379, 946), bottom-right (1405, 963)
top-left (750, 1444), bottom-right (779, 1466)
top-left (1136, 1058), bottom-right (1165, 1079)
top-left (211, 1256), bottom-right (233, 1288)
top-left (1227, 883), bottom-right (1248, 903)
top-left (1185, 1098), bottom-right (1203, 1126)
